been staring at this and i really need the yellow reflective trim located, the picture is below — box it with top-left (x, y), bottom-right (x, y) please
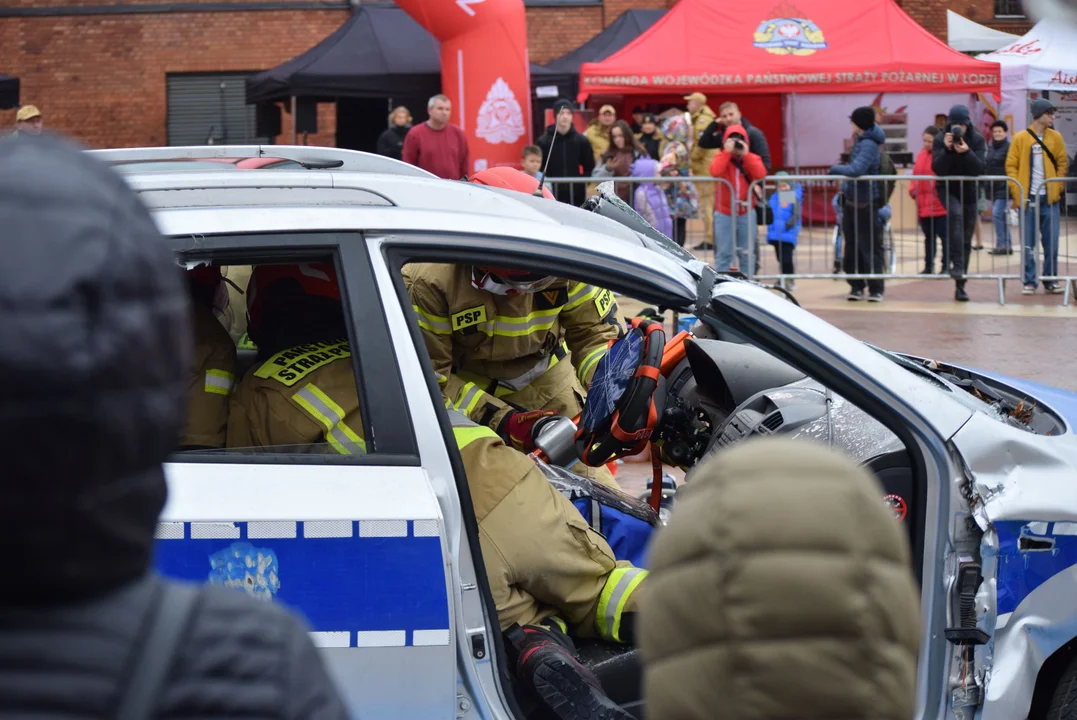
top-left (576, 347), bottom-right (607, 386)
top-left (547, 616), bottom-right (568, 634)
top-left (453, 382), bottom-right (484, 416)
top-left (292, 383), bottom-right (366, 455)
top-left (253, 340), bottom-right (350, 387)
top-left (563, 283), bottom-right (599, 311)
top-left (597, 568), bottom-right (648, 642)
top-left (452, 425), bottom-right (500, 450)
top-left (204, 368), bottom-right (235, 396)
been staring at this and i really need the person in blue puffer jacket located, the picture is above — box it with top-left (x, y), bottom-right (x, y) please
top-left (829, 106), bottom-right (886, 302)
top-left (767, 171), bottom-right (802, 287)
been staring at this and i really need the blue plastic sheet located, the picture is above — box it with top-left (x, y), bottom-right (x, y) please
top-left (580, 330), bottom-right (642, 432)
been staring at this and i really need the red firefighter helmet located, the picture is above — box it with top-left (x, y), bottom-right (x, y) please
top-left (469, 166), bottom-right (555, 201)
top-left (247, 262), bottom-right (340, 339)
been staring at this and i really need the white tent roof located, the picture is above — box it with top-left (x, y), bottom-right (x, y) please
top-left (947, 10), bottom-right (1019, 52)
top-left (979, 20), bottom-right (1077, 90)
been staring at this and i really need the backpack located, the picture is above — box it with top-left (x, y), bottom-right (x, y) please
top-left (876, 150), bottom-right (896, 206)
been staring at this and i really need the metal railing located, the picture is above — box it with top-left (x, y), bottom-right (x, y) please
top-left (1026, 178), bottom-right (1077, 305)
top-left (544, 173), bottom-right (1068, 306)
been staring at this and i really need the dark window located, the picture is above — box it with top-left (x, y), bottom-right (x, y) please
top-left (995, 0), bottom-right (1025, 18)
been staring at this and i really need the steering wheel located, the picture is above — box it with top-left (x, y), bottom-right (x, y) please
top-left (575, 318), bottom-right (667, 467)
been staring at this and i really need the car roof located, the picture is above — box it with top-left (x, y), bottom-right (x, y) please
top-left (98, 146), bottom-right (705, 294)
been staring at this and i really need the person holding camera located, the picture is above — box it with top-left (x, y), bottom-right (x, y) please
top-left (709, 124), bottom-right (767, 272)
top-left (829, 106), bottom-right (886, 302)
top-left (932, 104), bottom-right (986, 302)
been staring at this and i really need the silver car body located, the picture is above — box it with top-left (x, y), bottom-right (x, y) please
top-left (94, 146), bottom-right (1077, 719)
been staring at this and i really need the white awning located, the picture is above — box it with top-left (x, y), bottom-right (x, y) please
top-left (947, 9), bottom-right (1020, 52)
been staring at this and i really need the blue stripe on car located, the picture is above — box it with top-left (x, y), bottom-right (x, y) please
top-left (995, 520), bottom-right (1077, 616)
top-left (154, 520), bottom-right (449, 646)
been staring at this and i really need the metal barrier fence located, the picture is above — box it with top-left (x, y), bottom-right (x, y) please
top-left (1032, 178), bottom-right (1077, 306)
top-left (542, 173), bottom-right (1077, 306)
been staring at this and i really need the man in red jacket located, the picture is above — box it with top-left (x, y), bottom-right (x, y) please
top-left (402, 94), bottom-right (470, 180)
top-left (709, 124), bottom-right (767, 272)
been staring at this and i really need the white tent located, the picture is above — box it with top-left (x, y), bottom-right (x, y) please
top-left (947, 10), bottom-right (1019, 53)
top-left (979, 20), bottom-right (1077, 91)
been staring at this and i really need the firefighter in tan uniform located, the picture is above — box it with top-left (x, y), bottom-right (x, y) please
top-left (404, 168), bottom-right (623, 488)
top-left (228, 261), bottom-right (643, 719)
top-left (181, 267), bottom-right (237, 449)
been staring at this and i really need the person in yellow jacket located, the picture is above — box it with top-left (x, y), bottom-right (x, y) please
top-left (228, 262), bottom-right (644, 719)
top-left (1007, 98), bottom-right (1070, 294)
top-left (181, 266), bottom-right (237, 450)
top-left (404, 167), bottom-right (624, 487)
top-left (585, 104), bottom-right (617, 162)
top-left (685, 92), bottom-right (719, 249)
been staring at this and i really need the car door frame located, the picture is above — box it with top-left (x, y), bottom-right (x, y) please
top-left (372, 230), bottom-right (968, 720)
top-left (163, 231), bottom-right (461, 719)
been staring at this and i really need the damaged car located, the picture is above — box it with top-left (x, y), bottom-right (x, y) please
top-left (95, 145), bottom-right (1077, 720)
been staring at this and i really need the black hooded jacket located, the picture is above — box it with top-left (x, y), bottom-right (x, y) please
top-left (537, 119), bottom-right (596, 206)
top-left (0, 135), bottom-right (348, 719)
top-left (932, 104), bottom-right (986, 204)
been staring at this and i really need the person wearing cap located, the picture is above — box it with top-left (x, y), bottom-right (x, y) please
top-left (685, 92), bottom-right (719, 249)
top-left (830, 106), bottom-right (887, 302)
top-left (585, 104), bottom-right (617, 162)
top-left (1007, 97), bottom-right (1069, 295)
top-left (635, 113), bottom-right (667, 161)
top-left (537, 98), bottom-right (595, 206)
top-left (933, 103), bottom-right (987, 302)
top-left (630, 106), bottom-right (644, 134)
top-left (13, 105), bottom-right (43, 136)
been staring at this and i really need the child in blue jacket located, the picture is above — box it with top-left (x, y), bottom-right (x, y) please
top-left (767, 171), bottom-right (803, 286)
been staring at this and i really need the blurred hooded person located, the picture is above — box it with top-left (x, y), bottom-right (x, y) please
top-left (639, 438), bottom-right (920, 720)
top-left (537, 98), bottom-right (596, 206)
top-left (0, 134), bottom-right (348, 719)
top-left (631, 156), bottom-right (673, 239)
top-left (933, 103), bottom-right (987, 302)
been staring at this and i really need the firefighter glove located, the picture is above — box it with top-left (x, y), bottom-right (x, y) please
top-left (498, 409), bottom-right (557, 453)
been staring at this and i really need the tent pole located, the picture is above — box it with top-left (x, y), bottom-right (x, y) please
top-left (791, 92), bottom-right (800, 174)
top-left (291, 96), bottom-right (297, 145)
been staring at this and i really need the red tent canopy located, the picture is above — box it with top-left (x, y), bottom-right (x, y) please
top-left (579, 0), bottom-right (1001, 98)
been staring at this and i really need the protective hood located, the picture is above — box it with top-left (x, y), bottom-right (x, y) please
top-left (0, 134), bottom-right (191, 606)
top-left (639, 438), bottom-right (920, 720)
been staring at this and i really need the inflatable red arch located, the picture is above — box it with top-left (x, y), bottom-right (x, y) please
top-left (395, 0), bottom-right (531, 172)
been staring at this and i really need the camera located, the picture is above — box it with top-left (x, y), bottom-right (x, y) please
top-left (950, 125), bottom-right (965, 143)
top-left (733, 138), bottom-right (746, 151)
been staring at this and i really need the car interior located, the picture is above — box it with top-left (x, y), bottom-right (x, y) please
top-left (171, 243), bottom-right (923, 720)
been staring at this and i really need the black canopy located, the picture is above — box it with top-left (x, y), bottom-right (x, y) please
top-left (543, 9), bottom-right (665, 74)
top-left (246, 4), bottom-right (567, 105)
top-left (0, 75), bottom-right (19, 110)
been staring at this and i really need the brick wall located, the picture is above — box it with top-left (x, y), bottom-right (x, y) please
top-left (526, 6), bottom-right (604, 63)
top-left (0, 7), bottom-right (346, 148)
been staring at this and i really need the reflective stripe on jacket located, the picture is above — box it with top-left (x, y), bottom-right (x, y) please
top-left (405, 263), bottom-right (622, 429)
top-left (182, 303), bottom-right (238, 448)
top-left (448, 410), bottom-right (645, 639)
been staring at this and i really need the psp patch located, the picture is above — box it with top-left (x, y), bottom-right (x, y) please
top-left (595, 289), bottom-right (616, 319)
top-left (254, 339), bottom-right (350, 387)
top-left (452, 305), bottom-right (487, 332)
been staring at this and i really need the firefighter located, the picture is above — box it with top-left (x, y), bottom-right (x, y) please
top-left (227, 262), bottom-right (643, 719)
top-left (180, 266), bottom-right (237, 450)
top-left (403, 167), bottom-right (623, 487)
